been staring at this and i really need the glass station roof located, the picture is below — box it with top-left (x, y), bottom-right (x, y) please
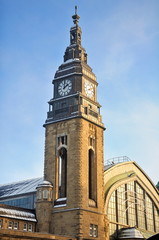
top-left (0, 177), bottom-right (43, 199)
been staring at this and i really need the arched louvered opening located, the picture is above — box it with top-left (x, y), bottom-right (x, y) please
top-left (88, 149), bottom-right (97, 201)
top-left (58, 147), bottom-right (67, 198)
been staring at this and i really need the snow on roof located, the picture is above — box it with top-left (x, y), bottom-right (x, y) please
top-left (54, 71), bottom-right (82, 81)
top-left (118, 227), bottom-right (144, 239)
top-left (0, 214), bottom-right (37, 222)
top-left (0, 177), bottom-right (43, 199)
top-left (62, 58), bottom-right (80, 64)
top-left (56, 66), bottom-right (75, 73)
top-left (0, 206), bottom-right (36, 222)
top-left (37, 180), bottom-right (53, 188)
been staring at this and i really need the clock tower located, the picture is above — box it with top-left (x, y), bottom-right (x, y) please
top-left (36, 8), bottom-right (108, 240)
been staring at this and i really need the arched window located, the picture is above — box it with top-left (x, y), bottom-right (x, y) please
top-left (58, 147), bottom-right (67, 198)
top-left (107, 181), bottom-right (159, 237)
top-left (88, 149), bottom-right (97, 201)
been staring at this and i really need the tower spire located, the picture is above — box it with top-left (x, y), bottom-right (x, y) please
top-left (72, 5), bottom-right (80, 25)
top-left (63, 6), bottom-right (88, 62)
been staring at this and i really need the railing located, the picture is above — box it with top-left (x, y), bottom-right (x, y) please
top-left (47, 105), bottom-right (99, 121)
top-left (55, 107), bottom-right (69, 115)
top-left (47, 111), bottom-right (54, 118)
top-left (47, 105), bottom-right (79, 120)
top-left (105, 156), bottom-right (132, 165)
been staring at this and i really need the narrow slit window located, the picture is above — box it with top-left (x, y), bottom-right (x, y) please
top-left (58, 135), bottom-right (67, 147)
top-left (90, 224), bottom-right (93, 237)
top-left (61, 136), bottom-right (64, 144)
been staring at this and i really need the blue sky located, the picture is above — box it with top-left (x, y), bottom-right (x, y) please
top-left (0, 0), bottom-right (159, 185)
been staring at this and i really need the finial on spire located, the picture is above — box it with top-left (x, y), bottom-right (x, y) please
top-left (72, 6), bottom-right (80, 25)
top-left (75, 5), bottom-right (77, 15)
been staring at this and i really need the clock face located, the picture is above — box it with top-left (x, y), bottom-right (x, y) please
top-left (85, 81), bottom-right (94, 98)
top-left (58, 79), bottom-right (72, 96)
